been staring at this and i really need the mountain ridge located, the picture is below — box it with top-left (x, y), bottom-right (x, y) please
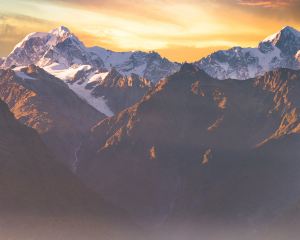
top-left (75, 66), bottom-right (300, 230)
top-left (1, 26), bottom-right (173, 116)
top-left (195, 26), bottom-right (300, 80)
top-left (0, 64), bottom-right (105, 166)
top-left (0, 98), bottom-right (141, 240)
top-left (1, 25), bottom-right (299, 118)
top-left (2, 25), bottom-right (299, 82)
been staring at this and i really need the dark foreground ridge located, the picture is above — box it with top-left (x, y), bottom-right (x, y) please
top-left (0, 99), bottom-right (140, 240)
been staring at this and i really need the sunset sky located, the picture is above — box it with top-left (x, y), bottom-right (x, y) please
top-left (1, 0), bottom-right (300, 62)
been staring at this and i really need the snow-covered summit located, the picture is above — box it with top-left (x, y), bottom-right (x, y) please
top-left (50, 26), bottom-right (71, 37)
top-left (261, 26), bottom-right (300, 56)
top-left (195, 26), bottom-right (300, 80)
top-left (2, 26), bottom-right (103, 69)
top-left (12, 26), bottom-right (72, 52)
top-left (263, 26), bottom-right (300, 43)
top-left (2, 25), bottom-right (300, 115)
top-left (0, 26), bottom-right (177, 116)
top-left (89, 47), bottom-right (180, 83)
top-left (1, 26), bottom-right (180, 83)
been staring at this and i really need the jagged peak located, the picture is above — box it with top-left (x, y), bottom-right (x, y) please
top-left (262, 26), bottom-right (300, 43)
top-left (12, 32), bottom-right (49, 51)
top-left (10, 26), bottom-right (73, 53)
top-left (281, 26), bottom-right (299, 34)
top-left (50, 26), bottom-right (72, 37)
top-left (147, 50), bottom-right (161, 57)
top-left (108, 67), bottom-right (122, 76)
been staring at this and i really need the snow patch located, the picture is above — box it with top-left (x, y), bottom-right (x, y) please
top-left (87, 72), bottom-right (109, 84)
top-left (44, 63), bottom-right (113, 116)
top-left (44, 63), bottom-right (92, 80)
top-left (68, 80), bottom-right (114, 117)
top-left (89, 47), bottom-right (134, 68)
top-left (262, 33), bottom-right (279, 43)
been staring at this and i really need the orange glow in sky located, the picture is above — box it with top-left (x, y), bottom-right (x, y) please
top-left (1, 0), bottom-right (300, 62)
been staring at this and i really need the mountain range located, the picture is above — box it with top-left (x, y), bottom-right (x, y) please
top-left (0, 65), bottom-right (104, 166)
top-left (196, 26), bottom-right (300, 80)
top-left (1, 26), bottom-right (179, 117)
top-left (1, 25), bottom-right (300, 239)
top-left (2, 26), bottom-right (299, 117)
top-left (76, 65), bottom-right (300, 225)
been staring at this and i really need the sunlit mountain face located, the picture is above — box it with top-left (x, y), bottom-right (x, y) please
top-left (1, 0), bottom-right (300, 240)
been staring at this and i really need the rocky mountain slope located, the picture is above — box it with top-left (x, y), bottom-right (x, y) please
top-left (1, 26), bottom-right (104, 69)
top-left (88, 68), bottom-right (152, 113)
top-left (89, 47), bottom-right (180, 83)
top-left (2, 26), bottom-right (299, 118)
top-left (1, 26), bottom-right (178, 116)
top-left (0, 65), bottom-right (105, 166)
top-left (195, 26), bottom-right (300, 80)
top-left (52, 66), bottom-right (153, 115)
top-left (1, 26), bottom-right (180, 84)
top-left (0, 99), bottom-right (139, 240)
top-left (1, 25), bottom-right (300, 239)
top-left (75, 65), bottom-right (300, 234)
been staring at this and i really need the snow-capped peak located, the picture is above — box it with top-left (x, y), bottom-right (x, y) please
top-left (12, 32), bottom-right (49, 52)
top-left (261, 26), bottom-right (300, 56)
top-left (88, 47), bottom-right (180, 83)
top-left (2, 26), bottom-right (103, 69)
top-left (0, 25), bottom-right (181, 116)
top-left (11, 26), bottom-right (73, 53)
top-left (47, 26), bottom-right (83, 48)
top-left (195, 26), bottom-right (300, 80)
top-left (281, 26), bottom-right (300, 35)
top-left (2, 25), bottom-right (180, 83)
top-left (50, 26), bottom-right (71, 37)
top-left (263, 26), bottom-right (300, 43)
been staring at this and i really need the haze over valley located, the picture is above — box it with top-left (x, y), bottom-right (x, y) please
top-left (1, 1), bottom-right (300, 239)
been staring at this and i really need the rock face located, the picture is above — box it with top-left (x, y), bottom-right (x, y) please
top-left (89, 47), bottom-right (181, 83)
top-left (89, 68), bottom-right (153, 113)
top-left (58, 66), bottom-right (153, 115)
top-left (1, 26), bottom-right (104, 69)
top-left (195, 26), bottom-right (300, 80)
top-left (2, 26), bottom-right (180, 83)
top-left (0, 65), bottom-right (105, 166)
top-left (2, 26), bottom-right (300, 118)
top-left (0, 99), bottom-right (138, 240)
top-left (76, 65), bottom-right (300, 231)
top-left (1, 26), bottom-right (171, 116)
top-left (265, 26), bottom-right (300, 56)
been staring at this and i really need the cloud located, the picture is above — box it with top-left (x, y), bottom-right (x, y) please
top-left (237, 0), bottom-right (295, 8)
top-left (23, 0), bottom-right (184, 26)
